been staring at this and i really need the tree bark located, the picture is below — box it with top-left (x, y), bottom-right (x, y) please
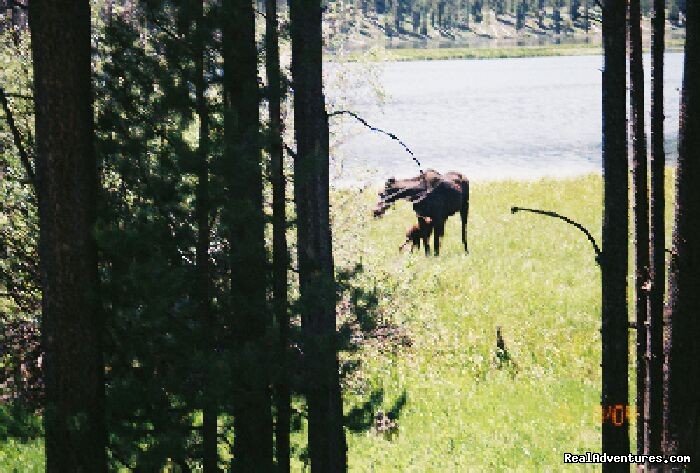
top-left (666, 0), bottom-right (700, 462)
top-left (28, 1), bottom-right (107, 471)
top-left (600, 0), bottom-right (630, 463)
top-left (222, 1), bottom-right (274, 470)
top-left (290, 1), bottom-right (348, 471)
top-left (266, 0), bottom-right (290, 470)
top-left (629, 0), bottom-right (650, 456)
top-left (193, 0), bottom-right (217, 471)
top-left (648, 0), bottom-right (665, 457)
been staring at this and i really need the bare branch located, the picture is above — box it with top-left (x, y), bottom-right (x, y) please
top-left (284, 143), bottom-right (297, 159)
top-left (511, 206), bottom-right (602, 264)
top-left (327, 110), bottom-right (422, 170)
top-left (4, 0), bottom-right (28, 10)
top-left (2, 92), bottom-right (33, 100)
top-left (0, 86), bottom-right (36, 190)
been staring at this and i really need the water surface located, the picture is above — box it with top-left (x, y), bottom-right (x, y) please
top-left (329, 53), bottom-right (683, 186)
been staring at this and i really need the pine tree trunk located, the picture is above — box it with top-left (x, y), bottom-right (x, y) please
top-left (648, 0), bottom-right (665, 457)
top-left (28, 1), bottom-right (107, 471)
top-left (630, 0), bottom-right (650, 457)
top-left (222, 1), bottom-right (274, 470)
top-left (266, 0), bottom-right (290, 470)
top-left (666, 0), bottom-right (700, 461)
top-left (290, 1), bottom-right (348, 471)
top-left (193, 0), bottom-right (217, 470)
top-left (600, 0), bottom-right (630, 463)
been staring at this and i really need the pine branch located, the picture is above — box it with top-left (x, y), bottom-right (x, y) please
top-left (511, 206), bottom-right (602, 264)
top-left (0, 86), bottom-right (36, 190)
top-left (327, 110), bottom-right (422, 170)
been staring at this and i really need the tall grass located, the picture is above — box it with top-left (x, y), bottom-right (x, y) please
top-left (325, 172), bottom-right (675, 471)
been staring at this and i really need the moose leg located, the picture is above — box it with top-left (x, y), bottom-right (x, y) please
top-left (433, 219), bottom-right (445, 256)
top-left (417, 216), bottom-right (431, 255)
top-left (461, 182), bottom-right (470, 253)
top-left (461, 203), bottom-right (469, 253)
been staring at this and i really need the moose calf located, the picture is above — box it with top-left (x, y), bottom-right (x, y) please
top-left (399, 216), bottom-right (433, 254)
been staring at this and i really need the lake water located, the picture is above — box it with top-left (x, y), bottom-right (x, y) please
top-left (328, 53), bottom-right (683, 187)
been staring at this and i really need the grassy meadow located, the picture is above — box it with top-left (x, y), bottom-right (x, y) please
top-left (1, 172), bottom-right (676, 472)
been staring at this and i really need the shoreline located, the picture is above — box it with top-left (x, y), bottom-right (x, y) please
top-left (331, 165), bottom-right (679, 190)
top-left (337, 38), bottom-right (686, 62)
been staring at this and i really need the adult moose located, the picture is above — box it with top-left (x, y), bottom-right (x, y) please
top-left (374, 169), bottom-right (470, 256)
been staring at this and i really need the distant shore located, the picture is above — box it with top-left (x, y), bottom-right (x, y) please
top-left (341, 37), bottom-right (686, 62)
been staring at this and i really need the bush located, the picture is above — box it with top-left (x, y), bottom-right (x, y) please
top-left (0, 405), bottom-right (42, 441)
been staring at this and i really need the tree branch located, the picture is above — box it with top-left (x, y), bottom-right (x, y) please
top-left (327, 110), bottom-right (422, 170)
top-left (2, 92), bottom-right (33, 100)
top-left (284, 143), bottom-right (297, 159)
top-left (511, 206), bottom-right (602, 264)
top-left (5, 0), bottom-right (28, 10)
top-left (0, 86), bottom-right (36, 190)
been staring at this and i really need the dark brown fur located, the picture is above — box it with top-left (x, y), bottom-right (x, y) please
top-left (375, 169), bottom-right (470, 256)
top-left (399, 216), bottom-right (433, 253)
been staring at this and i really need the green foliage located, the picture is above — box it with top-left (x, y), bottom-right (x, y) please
top-left (0, 405), bottom-right (42, 441)
top-left (1, 27), bottom-right (42, 412)
top-left (94, 6), bottom-right (218, 469)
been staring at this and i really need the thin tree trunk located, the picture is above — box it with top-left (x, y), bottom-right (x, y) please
top-left (266, 0), bottom-right (290, 470)
top-left (648, 0), bottom-right (665, 457)
top-left (28, 1), bottom-right (107, 471)
top-left (600, 0), bottom-right (630, 463)
top-left (193, 0), bottom-right (217, 470)
top-left (666, 0), bottom-right (700, 462)
top-left (222, 1), bottom-right (274, 470)
top-left (629, 0), bottom-right (649, 457)
top-left (290, 1), bottom-right (348, 471)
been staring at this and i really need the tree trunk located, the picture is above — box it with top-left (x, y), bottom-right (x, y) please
top-left (193, 0), bottom-right (217, 471)
top-left (464, 0), bottom-right (470, 29)
top-left (290, 1), bottom-right (348, 471)
top-left (266, 0), bottom-right (290, 470)
top-left (222, 1), bottom-right (274, 470)
top-left (666, 0), bottom-right (700, 461)
top-left (28, 1), bottom-right (107, 471)
top-left (600, 0), bottom-right (630, 463)
top-left (648, 0), bottom-right (665, 457)
top-left (629, 0), bottom-right (650, 457)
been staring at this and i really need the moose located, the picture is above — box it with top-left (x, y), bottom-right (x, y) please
top-left (374, 169), bottom-right (470, 256)
top-left (399, 216), bottom-right (433, 254)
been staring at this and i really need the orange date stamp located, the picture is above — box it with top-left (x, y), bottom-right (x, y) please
top-left (601, 404), bottom-right (635, 426)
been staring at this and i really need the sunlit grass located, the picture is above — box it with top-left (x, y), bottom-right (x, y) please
top-left (329, 171), bottom-right (675, 472)
top-left (0, 439), bottom-right (43, 473)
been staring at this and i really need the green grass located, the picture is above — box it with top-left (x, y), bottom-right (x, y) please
top-left (343, 38), bottom-right (685, 62)
top-left (382, 43), bottom-right (603, 61)
top-left (1, 173), bottom-right (676, 472)
top-left (0, 439), bottom-right (44, 473)
top-left (321, 172), bottom-right (676, 472)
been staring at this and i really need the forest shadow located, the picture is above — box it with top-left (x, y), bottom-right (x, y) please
top-left (335, 262), bottom-right (410, 437)
top-left (335, 262), bottom-right (412, 354)
top-left (345, 388), bottom-right (408, 435)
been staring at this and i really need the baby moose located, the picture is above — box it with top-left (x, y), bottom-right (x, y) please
top-left (399, 216), bottom-right (433, 254)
